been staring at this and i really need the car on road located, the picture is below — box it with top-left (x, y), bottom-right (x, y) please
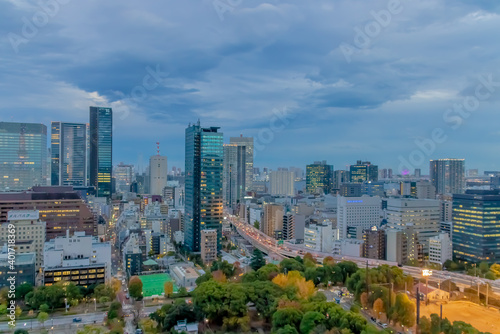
top-left (381, 324), bottom-right (388, 329)
top-left (73, 317), bottom-right (82, 323)
top-left (370, 317), bottom-right (376, 322)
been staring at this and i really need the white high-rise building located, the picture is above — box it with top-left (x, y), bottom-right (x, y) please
top-left (337, 196), bottom-right (381, 240)
top-left (43, 230), bottom-right (112, 285)
top-left (269, 171), bottom-right (295, 196)
top-left (304, 221), bottom-right (333, 253)
top-left (149, 155), bottom-right (168, 195)
top-left (386, 198), bottom-right (440, 253)
top-left (429, 233), bottom-right (453, 266)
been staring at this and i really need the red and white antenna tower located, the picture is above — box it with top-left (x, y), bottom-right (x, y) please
top-left (156, 142), bottom-right (160, 156)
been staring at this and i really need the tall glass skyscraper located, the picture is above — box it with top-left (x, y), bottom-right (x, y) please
top-left (89, 107), bottom-right (112, 198)
top-left (185, 122), bottom-right (223, 252)
top-left (0, 122), bottom-right (47, 191)
top-left (453, 190), bottom-right (500, 263)
top-left (430, 159), bottom-right (465, 195)
top-left (306, 160), bottom-right (334, 194)
top-left (51, 122), bottom-right (87, 186)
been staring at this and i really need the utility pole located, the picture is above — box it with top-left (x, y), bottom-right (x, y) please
top-left (365, 261), bottom-right (370, 297)
top-left (416, 287), bottom-right (420, 332)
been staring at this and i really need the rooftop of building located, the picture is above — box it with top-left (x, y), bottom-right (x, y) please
top-left (172, 265), bottom-right (200, 279)
top-left (0, 186), bottom-right (82, 201)
top-left (0, 252), bottom-right (35, 266)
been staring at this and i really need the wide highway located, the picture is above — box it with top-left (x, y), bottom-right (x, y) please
top-left (227, 214), bottom-right (500, 294)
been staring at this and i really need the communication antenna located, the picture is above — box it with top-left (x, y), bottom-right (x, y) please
top-left (156, 142), bottom-right (160, 156)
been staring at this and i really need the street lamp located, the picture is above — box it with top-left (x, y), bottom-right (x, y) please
top-left (93, 298), bottom-right (97, 311)
top-left (64, 298), bottom-right (68, 313)
top-left (422, 269), bottom-right (432, 305)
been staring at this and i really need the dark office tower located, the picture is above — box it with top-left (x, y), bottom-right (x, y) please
top-left (430, 159), bottom-right (465, 195)
top-left (363, 227), bottom-right (386, 260)
top-left (89, 107), bottom-right (112, 198)
top-left (452, 190), bottom-right (500, 263)
top-left (306, 161), bottom-right (334, 194)
top-left (350, 160), bottom-right (378, 183)
top-left (51, 122), bottom-right (87, 187)
top-left (0, 122), bottom-right (47, 191)
top-left (184, 122), bottom-right (223, 252)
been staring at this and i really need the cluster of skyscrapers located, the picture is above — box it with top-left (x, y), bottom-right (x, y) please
top-left (1, 110), bottom-right (500, 284)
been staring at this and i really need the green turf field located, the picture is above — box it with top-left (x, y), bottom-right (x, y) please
top-left (138, 273), bottom-right (179, 297)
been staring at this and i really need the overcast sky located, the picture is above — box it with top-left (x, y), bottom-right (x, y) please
top-left (2, 0), bottom-right (500, 174)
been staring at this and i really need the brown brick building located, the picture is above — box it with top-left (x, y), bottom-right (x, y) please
top-left (0, 186), bottom-right (97, 241)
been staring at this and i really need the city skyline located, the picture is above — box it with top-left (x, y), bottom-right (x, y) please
top-left (2, 1), bottom-right (500, 171)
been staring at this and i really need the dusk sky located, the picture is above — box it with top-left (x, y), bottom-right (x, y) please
top-left (2, 0), bottom-right (500, 174)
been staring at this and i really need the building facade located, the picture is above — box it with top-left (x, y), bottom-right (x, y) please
top-left (200, 229), bottom-right (217, 265)
top-left (184, 123), bottom-right (223, 252)
top-left (0, 210), bottom-right (46, 270)
top-left (452, 190), bottom-right (500, 263)
top-left (51, 122), bottom-right (87, 187)
top-left (386, 198), bottom-right (441, 253)
top-left (337, 196), bottom-right (381, 240)
top-left (229, 136), bottom-right (254, 193)
top-left (149, 155), bottom-right (168, 196)
top-left (114, 163), bottom-right (134, 193)
top-left (0, 122), bottom-right (47, 191)
top-left (223, 144), bottom-right (238, 210)
top-left (430, 159), bottom-right (465, 195)
top-left (269, 171), bottom-right (295, 196)
top-left (0, 186), bottom-right (97, 241)
top-left (43, 231), bottom-right (111, 286)
top-left (304, 222), bottom-right (333, 253)
top-left (306, 161), bottom-right (333, 194)
top-left (429, 233), bottom-right (453, 266)
top-left (350, 161), bottom-right (378, 183)
top-left (89, 106), bottom-right (113, 198)
top-left (362, 227), bottom-right (385, 260)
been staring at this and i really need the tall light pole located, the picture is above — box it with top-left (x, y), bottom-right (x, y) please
top-left (422, 269), bottom-right (432, 305)
top-left (93, 298), bottom-right (97, 312)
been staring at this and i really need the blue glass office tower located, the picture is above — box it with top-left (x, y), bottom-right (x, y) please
top-left (51, 122), bottom-right (87, 187)
top-left (453, 190), bottom-right (500, 263)
top-left (184, 122), bottom-right (223, 252)
top-left (89, 107), bottom-right (112, 198)
top-left (0, 122), bottom-right (47, 191)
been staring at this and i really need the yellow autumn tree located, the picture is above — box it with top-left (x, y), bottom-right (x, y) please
top-left (272, 270), bottom-right (315, 299)
top-left (164, 281), bottom-right (173, 298)
top-left (373, 298), bottom-right (385, 319)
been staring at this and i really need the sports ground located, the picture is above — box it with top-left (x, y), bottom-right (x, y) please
top-left (420, 301), bottom-right (500, 334)
top-left (138, 273), bottom-right (179, 297)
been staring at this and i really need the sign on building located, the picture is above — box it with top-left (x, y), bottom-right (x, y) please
top-left (7, 210), bottom-right (40, 221)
